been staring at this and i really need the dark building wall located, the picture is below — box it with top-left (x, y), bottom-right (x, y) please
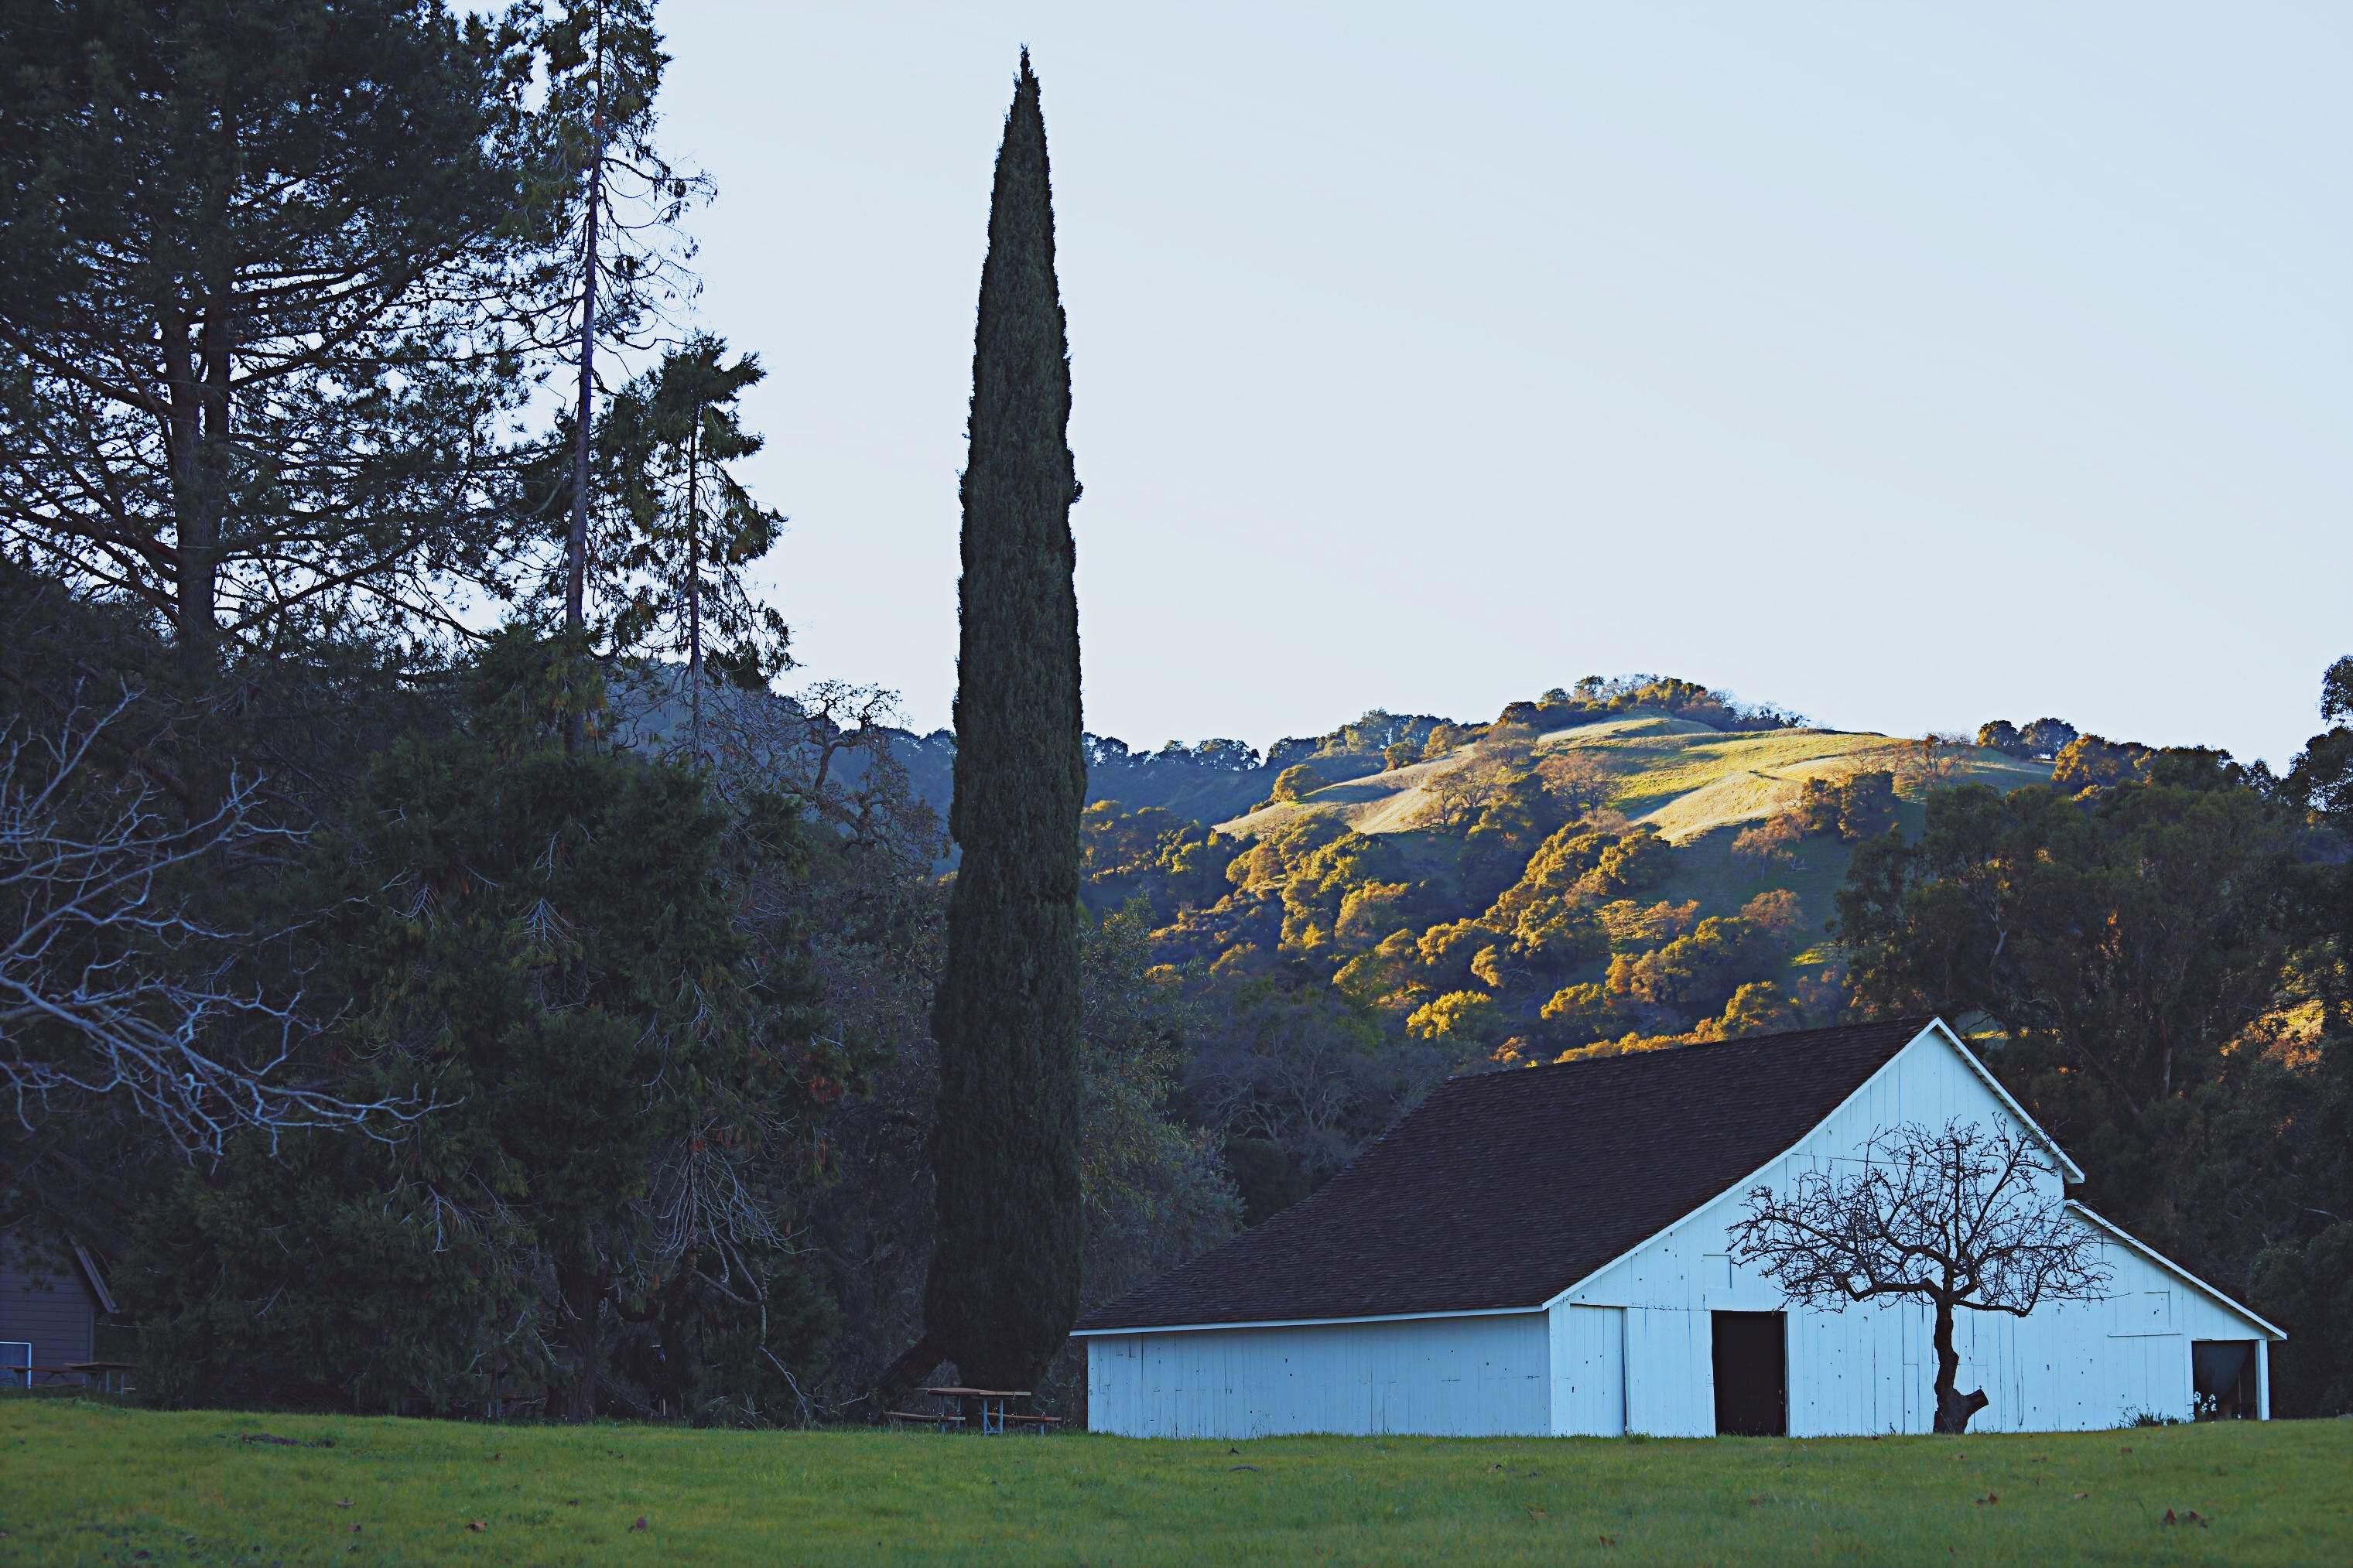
top-left (0, 1231), bottom-right (97, 1377)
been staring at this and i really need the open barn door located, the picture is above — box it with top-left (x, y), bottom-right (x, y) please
top-left (1712, 1311), bottom-right (1787, 1436)
top-left (2192, 1340), bottom-right (2259, 1419)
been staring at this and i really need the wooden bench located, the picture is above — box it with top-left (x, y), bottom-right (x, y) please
top-left (1004, 1413), bottom-right (1064, 1434)
top-left (886, 1410), bottom-right (967, 1430)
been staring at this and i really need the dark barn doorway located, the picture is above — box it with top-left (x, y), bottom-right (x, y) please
top-left (1712, 1310), bottom-right (1787, 1436)
top-left (2192, 1340), bottom-right (2259, 1419)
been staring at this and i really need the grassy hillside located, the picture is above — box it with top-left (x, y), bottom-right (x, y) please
top-left (8, 1399), bottom-right (2345, 1566)
top-left (860, 684), bottom-right (2047, 876)
top-left (1219, 712), bottom-right (2049, 844)
top-left (1178, 716), bottom-right (2049, 1046)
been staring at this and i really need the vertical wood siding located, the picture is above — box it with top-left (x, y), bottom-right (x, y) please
top-left (1086, 1312), bottom-right (1549, 1438)
top-left (1548, 1303), bottom-right (1626, 1436)
top-left (0, 1232), bottom-right (96, 1378)
top-left (1558, 1030), bottom-right (2274, 1435)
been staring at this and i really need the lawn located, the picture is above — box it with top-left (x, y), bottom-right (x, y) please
top-left (5, 1399), bottom-right (2348, 1566)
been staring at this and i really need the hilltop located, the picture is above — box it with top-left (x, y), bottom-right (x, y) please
top-left (628, 673), bottom-right (2054, 1075)
top-left (1217, 711), bottom-right (2047, 843)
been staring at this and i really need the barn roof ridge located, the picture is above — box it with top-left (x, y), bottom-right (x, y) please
top-left (1438, 1013), bottom-right (1942, 1086)
top-left (1075, 1014), bottom-right (1941, 1335)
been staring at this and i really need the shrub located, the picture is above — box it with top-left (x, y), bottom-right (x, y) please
top-left (1271, 763), bottom-right (1322, 803)
top-left (1405, 989), bottom-right (1500, 1047)
top-left (2051, 734), bottom-right (2149, 791)
top-left (1976, 719), bottom-right (2025, 756)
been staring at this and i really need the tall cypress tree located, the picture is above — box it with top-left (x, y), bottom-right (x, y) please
top-left (911, 51), bottom-right (1087, 1394)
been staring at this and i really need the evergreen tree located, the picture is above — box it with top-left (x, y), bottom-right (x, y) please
top-left (310, 633), bottom-right (828, 1420)
top-left (631, 336), bottom-right (791, 757)
top-left (122, 631), bottom-right (846, 1422)
top-left (532, 0), bottom-right (709, 748)
top-left (0, 0), bottom-right (550, 673)
top-left (530, 333), bottom-right (791, 757)
top-left (904, 53), bottom-right (1088, 1395)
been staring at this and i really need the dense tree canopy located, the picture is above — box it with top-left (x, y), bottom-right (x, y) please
top-left (1831, 726), bottom-right (2348, 1415)
top-left (0, 0), bottom-right (552, 667)
top-left (1836, 774), bottom-right (2301, 1127)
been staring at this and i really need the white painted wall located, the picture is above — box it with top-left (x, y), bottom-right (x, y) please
top-left (1548, 1303), bottom-right (1626, 1436)
top-left (1554, 1027), bottom-right (2279, 1436)
top-left (1086, 1311), bottom-right (1550, 1438)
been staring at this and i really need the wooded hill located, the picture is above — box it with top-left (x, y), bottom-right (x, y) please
top-left (875, 676), bottom-right (2053, 1062)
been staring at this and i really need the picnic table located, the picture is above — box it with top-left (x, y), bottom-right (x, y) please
top-left (4, 1365), bottom-right (85, 1390)
top-left (68, 1361), bottom-right (135, 1394)
top-left (909, 1387), bottom-right (1061, 1435)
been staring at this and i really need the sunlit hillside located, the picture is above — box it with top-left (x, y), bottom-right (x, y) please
top-left (1218, 711), bottom-right (2051, 842)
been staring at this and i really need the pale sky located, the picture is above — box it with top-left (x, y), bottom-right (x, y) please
top-left (657, 2), bottom-right (2351, 766)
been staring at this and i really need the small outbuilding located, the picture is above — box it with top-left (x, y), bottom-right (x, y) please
top-left (1, 1228), bottom-right (117, 1388)
top-left (1076, 1017), bottom-right (2280, 1438)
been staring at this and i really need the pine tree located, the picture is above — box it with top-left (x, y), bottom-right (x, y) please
top-left (602, 336), bottom-right (791, 757)
top-left (533, 0), bottom-right (708, 748)
top-left (0, 0), bottom-right (547, 675)
top-left (908, 52), bottom-right (1088, 1394)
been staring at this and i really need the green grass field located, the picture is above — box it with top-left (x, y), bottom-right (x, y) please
top-left (6, 1400), bottom-right (2348, 1566)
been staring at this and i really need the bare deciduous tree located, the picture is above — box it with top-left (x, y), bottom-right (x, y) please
top-left (1729, 1119), bottom-right (2110, 1433)
top-left (1898, 732), bottom-right (1974, 794)
top-left (1422, 750), bottom-right (1512, 831)
top-left (1534, 747), bottom-right (1615, 819)
top-left (2, 689), bottom-right (425, 1155)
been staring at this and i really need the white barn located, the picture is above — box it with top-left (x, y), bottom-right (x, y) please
top-left (1076, 1017), bottom-right (2281, 1439)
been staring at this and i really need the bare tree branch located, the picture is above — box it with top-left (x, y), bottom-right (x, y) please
top-left (0, 687), bottom-right (433, 1156)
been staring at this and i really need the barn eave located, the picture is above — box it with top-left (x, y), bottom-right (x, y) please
top-left (1069, 1303), bottom-right (1542, 1338)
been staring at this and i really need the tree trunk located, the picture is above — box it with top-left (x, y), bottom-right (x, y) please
top-left (566, 231), bottom-right (595, 646)
top-left (686, 415), bottom-right (702, 764)
top-left (191, 270), bottom-right (234, 678)
top-left (871, 1330), bottom-right (944, 1421)
top-left (564, 35), bottom-right (606, 757)
top-left (160, 306), bottom-right (219, 680)
top-left (555, 1258), bottom-right (604, 1424)
top-left (1929, 1295), bottom-right (1990, 1433)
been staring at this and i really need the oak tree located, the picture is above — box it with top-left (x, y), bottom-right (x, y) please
top-left (1730, 1119), bottom-right (2108, 1433)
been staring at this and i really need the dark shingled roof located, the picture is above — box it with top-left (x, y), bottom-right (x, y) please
top-left (1076, 1016), bottom-right (1937, 1331)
